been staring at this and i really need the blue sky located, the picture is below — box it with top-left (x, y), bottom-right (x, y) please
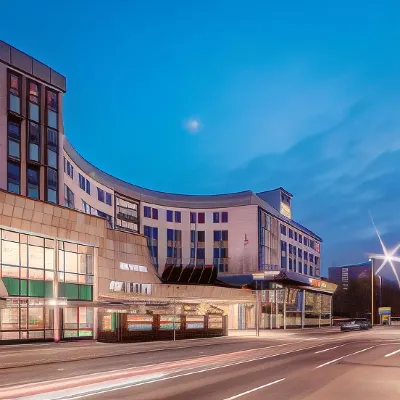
top-left (2, 1), bottom-right (400, 277)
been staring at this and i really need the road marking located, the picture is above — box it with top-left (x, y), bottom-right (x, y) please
top-left (316, 346), bottom-right (375, 369)
top-left (314, 344), bottom-right (347, 354)
top-left (384, 349), bottom-right (400, 358)
top-left (222, 378), bottom-right (286, 400)
top-left (4, 342), bottom-right (326, 399)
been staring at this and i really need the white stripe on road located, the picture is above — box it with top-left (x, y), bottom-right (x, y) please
top-left (316, 346), bottom-right (375, 369)
top-left (222, 378), bottom-right (286, 400)
top-left (314, 344), bottom-right (347, 354)
top-left (384, 349), bottom-right (400, 358)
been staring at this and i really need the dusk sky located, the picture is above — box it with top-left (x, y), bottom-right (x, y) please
top-left (2, 1), bottom-right (400, 277)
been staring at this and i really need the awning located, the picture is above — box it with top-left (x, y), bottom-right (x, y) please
top-left (0, 279), bottom-right (8, 298)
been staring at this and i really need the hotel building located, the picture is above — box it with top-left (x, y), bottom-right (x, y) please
top-left (0, 41), bottom-right (331, 342)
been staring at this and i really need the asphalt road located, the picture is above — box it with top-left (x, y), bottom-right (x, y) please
top-left (1, 327), bottom-right (399, 400)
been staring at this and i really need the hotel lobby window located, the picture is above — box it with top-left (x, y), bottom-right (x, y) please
top-left (58, 242), bottom-right (94, 301)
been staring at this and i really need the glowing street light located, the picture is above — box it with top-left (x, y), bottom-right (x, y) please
top-left (368, 213), bottom-right (400, 325)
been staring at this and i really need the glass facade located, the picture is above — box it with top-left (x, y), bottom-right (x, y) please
top-left (0, 228), bottom-right (94, 341)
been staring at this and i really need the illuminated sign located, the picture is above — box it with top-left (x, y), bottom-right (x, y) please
top-left (378, 307), bottom-right (391, 315)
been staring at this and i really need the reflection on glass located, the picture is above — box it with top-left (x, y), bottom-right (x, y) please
top-left (1, 265), bottom-right (19, 278)
top-left (9, 94), bottom-right (20, 113)
top-left (2, 240), bottom-right (19, 265)
top-left (45, 248), bottom-right (54, 270)
top-left (65, 252), bottom-right (78, 273)
top-left (28, 246), bottom-right (44, 269)
top-left (29, 308), bottom-right (44, 329)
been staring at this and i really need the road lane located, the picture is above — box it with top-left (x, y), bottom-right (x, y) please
top-left (2, 328), bottom-right (400, 399)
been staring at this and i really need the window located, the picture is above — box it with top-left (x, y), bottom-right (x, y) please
top-left (214, 231), bottom-right (221, 241)
top-left (310, 240), bottom-right (315, 250)
top-left (175, 211), bottom-right (181, 223)
top-left (152, 208), bottom-right (158, 220)
top-left (298, 262), bottom-right (303, 274)
top-left (64, 185), bottom-right (74, 209)
top-left (7, 120), bottom-right (20, 160)
top-left (222, 212), bottom-right (228, 223)
top-left (299, 234), bottom-right (303, 244)
top-left (82, 200), bottom-right (94, 215)
top-left (28, 122), bottom-right (40, 162)
top-left (47, 149), bottom-right (57, 169)
top-left (315, 256), bottom-right (319, 266)
top-left (304, 264), bottom-right (308, 275)
top-left (289, 258), bottom-right (293, 270)
top-left (198, 212), bottom-right (205, 224)
top-left (28, 81), bottom-right (40, 122)
top-left (222, 230), bottom-right (228, 241)
top-left (47, 90), bottom-right (58, 129)
top-left (294, 232), bottom-right (298, 241)
top-left (46, 168), bottom-right (57, 203)
top-left (7, 162), bottom-right (20, 194)
top-left (47, 128), bottom-right (58, 169)
top-left (304, 237), bottom-right (309, 246)
top-left (289, 229), bottom-right (293, 239)
top-left (106, 192), bottom-right (112, 206)
top-left (213, 212), bottom-right (220, 223)
top-left (315, 242), bottom-right (321, 253)
top-left (304, 251), bottom-right (308, 260)
top-left (190, 230), bottom-right (196, 243)
top-left (309, 266), bottom-right (313, 276)
top-left (196, 248), bottom-right (205, 259)
top-left (309, 254), bottom-right (314, 263)
top-left (167, 229), bottom-right (174, 241)
top-left (9, 72), bottom-right (21, 114)
top-left (97, 211), bottom-right (112, 227)
top-left (167, 210), bottom-right (173, 222)
top-left (27, 168), bottom-right (39, 199)
top-left (115, 195), bottom-right (139, 232)
top-left (298, 248), bottom-right (302, 258)
top-left (289, 244), bottom-right (293, 254)
top-left (64, 158), bottom-right (74, 179)
top-left (97, 188), bottom-right (105, 202)
top-left (144, 206), bottom-right (151, 218)
top-left (190, 212), bottom-right (196, 223)
top-left (280, 224), bottom-right (286, 235)
top-left (197, 231), bottom-right (205, 242)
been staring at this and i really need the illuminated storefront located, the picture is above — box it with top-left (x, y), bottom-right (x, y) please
top-left (0, 227), bottom-right (95, 342)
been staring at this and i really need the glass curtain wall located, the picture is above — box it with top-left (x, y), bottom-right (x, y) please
top-left (0, 228), bottom-right (95, 341)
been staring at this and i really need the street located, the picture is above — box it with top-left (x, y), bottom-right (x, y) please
top-left (0, 327), bottom-right (399, 399)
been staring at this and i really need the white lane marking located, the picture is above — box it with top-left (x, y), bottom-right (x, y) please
top-left (384, 349), bottom-right (400, 358)
top-left (0, 343), bottom-right (293, 394)
top-left (222, 378), bottom-right (286, 400)
top-left (314, 344), bottom-right (347, 354)
top-left (316, 346), bottom-right (375, 369)
top-left (11, 343), bottom-right (324, 399)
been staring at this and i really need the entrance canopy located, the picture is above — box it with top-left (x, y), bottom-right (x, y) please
top-left (219, 271), bottom-right (337, 295)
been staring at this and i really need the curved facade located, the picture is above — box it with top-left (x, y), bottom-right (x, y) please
top-left (0, 39), bottom-right (322, 287)
top-left (62, 136), bottom-right (322, 281)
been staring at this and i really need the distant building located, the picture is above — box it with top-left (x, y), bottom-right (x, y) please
top-left (328, 261), bottom-right (371, 291)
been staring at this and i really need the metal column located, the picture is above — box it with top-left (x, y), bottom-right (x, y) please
top-left (283, 288), bottom-right (287, 330)
top-left (301, 289), bottom-right (306, 329)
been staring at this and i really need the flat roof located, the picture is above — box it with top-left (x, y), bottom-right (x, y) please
top-left (64, 138), bottom-right (322, 241)
top-left (0, 41), bottom-right (66, 92)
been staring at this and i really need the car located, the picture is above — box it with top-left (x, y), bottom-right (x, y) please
top-left (340, 321), bottom-right (361, 332)
top-left (354, 318), bottom-right (372, 330)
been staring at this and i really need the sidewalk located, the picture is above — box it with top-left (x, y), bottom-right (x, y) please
top-left (228, 327), bottom-right (338, 338)
top-left (0, 337), bottom-right (234, 370)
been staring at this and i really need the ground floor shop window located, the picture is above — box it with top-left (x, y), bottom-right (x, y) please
top-left (63, 307), bottom-right (94, 338)
top-left (0, 299), bottom-right (53, 341)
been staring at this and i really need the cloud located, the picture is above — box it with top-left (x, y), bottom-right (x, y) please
top-left (221, 81), bottom-right (400, 275)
